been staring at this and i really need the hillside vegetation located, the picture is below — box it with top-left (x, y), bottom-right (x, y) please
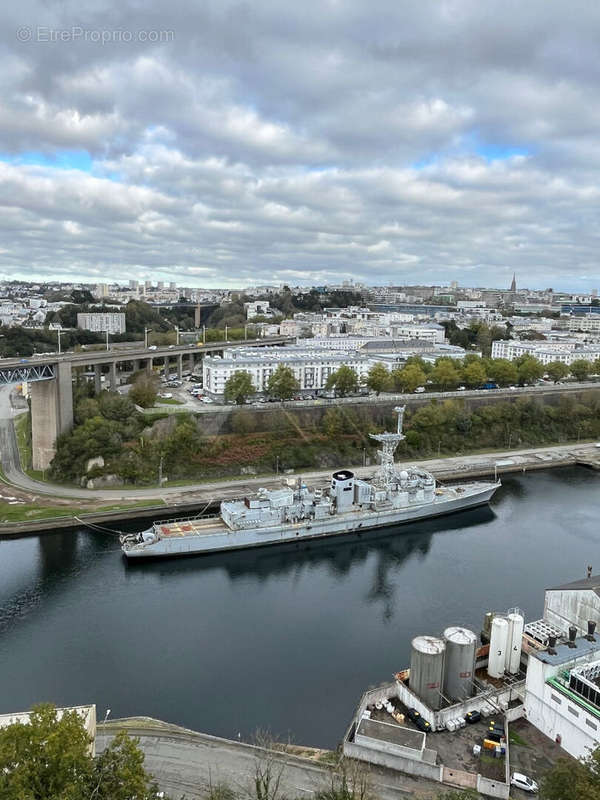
top-left (48, 390), bottom-right (600, 486)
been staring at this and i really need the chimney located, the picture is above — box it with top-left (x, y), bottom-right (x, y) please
top-left (586, 621), bottom-right (597, 642)
top-left (568, 626), bottom-right (578, 648)
top-left (588, 565), bottom-right (593, 579)
top-left (547, 635), bottom-right (557, 655)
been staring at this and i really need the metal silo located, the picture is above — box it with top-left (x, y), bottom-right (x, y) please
top-left (488, 616), bottom-right (509, 679)
top-left (443, 626), bottom-right (477, 702)
top-left (410, 636), bottom-right (446, 710)
top-left (506, 612), bottom-right (524, 674)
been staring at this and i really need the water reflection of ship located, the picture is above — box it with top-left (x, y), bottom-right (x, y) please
top-left (124, 505), bottom-right (495, 584)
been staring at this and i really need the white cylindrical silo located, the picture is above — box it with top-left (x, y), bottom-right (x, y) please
top-left (443, 626), bottom-right (477, 702)
top-left (506, 612), bottom-right (524, 674)
top-left (410, 636), bottom-right (446, 710)
top-left (488, 616), bottom-right (509, 679)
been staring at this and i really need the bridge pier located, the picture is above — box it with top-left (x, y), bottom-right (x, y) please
top-left (94, 364), bottom-right (103, 394)
top-left (30, 362), bottom-right (74, 471)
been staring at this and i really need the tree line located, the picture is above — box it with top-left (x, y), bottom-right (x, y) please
top-left (220, 354), bottom-right (600, 405)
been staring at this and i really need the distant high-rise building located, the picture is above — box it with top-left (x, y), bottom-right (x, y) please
top-left (157, 281), bottom-right (164, 290)
top-left (510, 273), bottom-right (517, 293)
top-left (144, 280), bottom-right (152, 291)
top-left (169, 281), bottom-right (177, 291)
top-left (129, 280), bottom-right (139, 290)
top-left (95, 283), bottom-right (108, 298)
top-left (77, 312), bottom-right (126, 334)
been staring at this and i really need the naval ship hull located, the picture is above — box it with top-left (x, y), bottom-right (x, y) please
top-left (122, 482), bottom-right (498, 560)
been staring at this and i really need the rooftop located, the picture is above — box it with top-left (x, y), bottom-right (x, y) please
top-left (533, 635), bottom-right (600, 666)
top-left (548, 574), bottom-right (600, 595)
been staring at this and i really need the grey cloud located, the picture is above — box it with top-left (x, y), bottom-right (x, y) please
top-left (0, 0), bottom-right (600, 288)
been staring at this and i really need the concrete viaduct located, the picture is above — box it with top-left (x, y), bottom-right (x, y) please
top-left (0, 336), bottom-right (292, 471)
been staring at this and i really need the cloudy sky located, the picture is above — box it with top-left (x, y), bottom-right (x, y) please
top-left (1, 0), bottom-right (599, 290)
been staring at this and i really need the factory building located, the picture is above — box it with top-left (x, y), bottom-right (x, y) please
top-left (344, 569), bottom-right (600, 794)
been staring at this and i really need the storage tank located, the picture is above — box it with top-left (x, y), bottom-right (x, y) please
top-left (410, 636), bottom-right (446, 710)
top-left (443, 626), bottom-right (477, 702)
top-left (506, 612), bottom-right (525, 674)
top-left (488, 616), bottom-right (509, 679)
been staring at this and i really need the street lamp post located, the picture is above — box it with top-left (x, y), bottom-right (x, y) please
top-left (202, 325), bottom-right (206, 344)
top-left (175, 325), bottom-right (180, 345)
top-left (225, 324), bottom-right (228, 341)
top-left (144, 327), bottom-right (150, 349)
top-left (57, 327), bottom-right (63, 354)
top-left (276, 455), bottom-right (279, 476)
top-left (105, 329), bottom-right (109, 351)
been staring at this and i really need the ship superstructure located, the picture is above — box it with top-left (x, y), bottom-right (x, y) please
top-left (120, 408), bottom-right (500, 559)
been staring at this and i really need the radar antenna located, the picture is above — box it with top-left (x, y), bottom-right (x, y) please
top-left (369, 406), bottom-right (405, 487)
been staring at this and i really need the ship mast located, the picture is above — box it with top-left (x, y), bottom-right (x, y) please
top-left (369, 406), bottom-right (406, 488)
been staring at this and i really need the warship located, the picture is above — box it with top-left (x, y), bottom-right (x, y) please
top-left (120, 407), bottom-right (500, 560)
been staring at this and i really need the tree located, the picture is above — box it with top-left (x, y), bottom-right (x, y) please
top-left (224, 370), bottom-right (255, 404)
top-left (267, 364), bottom-right (299, 401)
top-left (366, 363), bottom-right (391, 395)
top-left (541, 744), bottom-right (600, 799)
top-left (0, 703), bottom-right (164, 800)
top-left (517, 356), bottom-right (544, 385)
top-left (325, 365), bottom-right (359, 397)
top-left (594, 358), bottom-right (600, 376)
top-left (488, 358), bottom-right (518, 387)
top-left (546, 361), bottom-right (570, 383)
top-left (391, 364), bottom-right (426, 393)
top-left (570, 359), bottom-right (592, 382)
top-left (430, 359), bottom-right (461, 390)
top-left (129, 372), bottom-right (159, 408)
top-left (463, 360), bottom-right (487, 388)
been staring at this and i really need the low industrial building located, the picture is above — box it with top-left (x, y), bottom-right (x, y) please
top-left (344, 571), bottom-right (600, 796)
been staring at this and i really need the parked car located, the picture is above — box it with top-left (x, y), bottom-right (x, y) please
top-left (457, 385), bottom-right (466, 391)
top-left (405, 708), bottom-right (431, 732)
top-left (159, 393), bottom-right (173, 399)
top-left (148, 345), bottom-right (157, 351)
top-left (414, 386), bottom-right (425, 393)
top-left (464, 710), bottom-right (481, 724)
top-left (510, 773), bottom-right (538, 793)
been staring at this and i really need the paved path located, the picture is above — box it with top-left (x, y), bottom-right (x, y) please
top-left (1, 386), bottom-right (598, 504)
top-left (97, 719), bottom-right (442, 800)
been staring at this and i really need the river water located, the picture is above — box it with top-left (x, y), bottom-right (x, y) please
top-left (0, 466), bottom-right (597, 748)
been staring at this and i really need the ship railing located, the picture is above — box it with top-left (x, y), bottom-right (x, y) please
top-left (152, 513), bottom-right (221, 526)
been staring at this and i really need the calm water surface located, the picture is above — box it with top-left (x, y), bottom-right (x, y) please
top-left (0, 467), bottom-right (598, 748)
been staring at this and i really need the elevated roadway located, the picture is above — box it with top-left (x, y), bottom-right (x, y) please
top-left (0, 336), bottom-right (293, 470)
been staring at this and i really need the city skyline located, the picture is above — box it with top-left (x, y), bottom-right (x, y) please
top-left (2, 1), bottom-right (600, 290)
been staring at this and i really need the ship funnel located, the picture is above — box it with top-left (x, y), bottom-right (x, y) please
top-left (586, 621), bottom-right (597, 642)
top-left (568, 626), bottom-right (578, 648)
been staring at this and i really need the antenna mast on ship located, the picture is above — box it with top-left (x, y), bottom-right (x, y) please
top-left (369, 406), bottom-right (406, 487)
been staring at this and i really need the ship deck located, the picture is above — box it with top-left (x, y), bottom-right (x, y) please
top-left (156, 517), bottom-right (227, 538)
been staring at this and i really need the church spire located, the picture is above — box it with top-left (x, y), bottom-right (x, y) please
top-left (510, 272), bottom-right (516, 293)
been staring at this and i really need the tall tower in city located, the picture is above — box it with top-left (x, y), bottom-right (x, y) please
top-left (510, 272), bottom-right (517, 293)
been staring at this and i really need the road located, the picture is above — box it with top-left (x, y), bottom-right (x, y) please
top-left (96, 719), bottom-right (442, 800)
top-left (1, 380), bottom-right (598, 505)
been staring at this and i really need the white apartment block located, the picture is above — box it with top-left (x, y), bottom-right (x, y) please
top-left (491, 339), bottom-right (600, 365)
top-left (203, 346), bottom-right (370, 398)
top-left (77, 312), bottom-right (126, 334)
top-left (569, 315), bottom-right (600, 333)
